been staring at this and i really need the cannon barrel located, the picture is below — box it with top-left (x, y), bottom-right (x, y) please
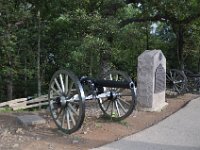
top-left (94, 79), bottom-right (132, 89)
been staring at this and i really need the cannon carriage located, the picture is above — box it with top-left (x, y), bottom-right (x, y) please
top-left (166, 69), bottom-right (200, 95)
top-left (48, 70), bottom-right (136, 134)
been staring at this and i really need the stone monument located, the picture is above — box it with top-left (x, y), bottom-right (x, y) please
top-left (137, 50), bottom-right (168, 111)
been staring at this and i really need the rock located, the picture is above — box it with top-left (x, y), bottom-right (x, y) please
top-left (17, 115), bottom-right (46, 126)
top-left (13, 143), bottom-right (19, 148)
top-left (16, 128), bottom-right (24, 134)
top-left (48, 143), bottom-right (54, 150)
top-left (83, 131), bottom-right (87, 134)
top-left (72, 139), bottom-right (79, 144)
top-left (18, 135), bottom-right (23, 141)
top-left (35, 136), bottom-right (41, 141)
top-left (1, 129), bottom-right (10, 137)
top-left (166, 90), bottom-right (178, 97)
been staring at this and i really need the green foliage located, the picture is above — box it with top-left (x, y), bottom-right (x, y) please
top-left (183, 20), bottom-right (200, 72)
top-left (1, 0), bottom-right (200, 101)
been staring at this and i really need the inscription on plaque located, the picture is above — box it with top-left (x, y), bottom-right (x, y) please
top-left (154, 64), bottom-right (165, 93)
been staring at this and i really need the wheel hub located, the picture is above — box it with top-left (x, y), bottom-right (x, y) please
top-left (60, 96), bottom-right (67, 107)
top-left (109, 91), bottom-right (118, 101)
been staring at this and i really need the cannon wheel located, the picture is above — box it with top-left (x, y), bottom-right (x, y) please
top-left (166, 69), bottom-right (187, 95)
top-left (183, 69), bottom-right (200, 92)
top-left (97, 70), bottom-right (136, 121)
top-left (48, 70), bottom-right (85, 134)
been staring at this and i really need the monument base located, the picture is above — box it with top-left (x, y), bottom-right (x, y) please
top-left (137, 102), bottom-right (168, 112)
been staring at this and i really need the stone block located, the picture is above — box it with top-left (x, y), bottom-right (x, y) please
top-left (137, 50), bottom-right (168, 111)
top-left (17, 115), bottom-right (46, 126)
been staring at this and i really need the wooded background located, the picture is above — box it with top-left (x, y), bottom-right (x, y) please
top-left (1, 0), bottom-right (200, 101)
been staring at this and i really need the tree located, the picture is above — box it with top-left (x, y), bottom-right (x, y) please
top-left (1, 0), bottom-right (200, 102)
top-left (120, 0), bottom-right (200, 69)
top-left (0, 0), bottom-right (21, 100)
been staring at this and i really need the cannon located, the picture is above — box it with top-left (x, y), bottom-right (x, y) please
top-left (166, 69), bottom-right (200, 95)
top-left (48, 70), bottom-right (136, 134)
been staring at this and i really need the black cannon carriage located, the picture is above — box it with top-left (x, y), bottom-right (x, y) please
top-left (166, 69), bottom-right (200, 95)
top-left (48, 70), bottom-right (136, 134)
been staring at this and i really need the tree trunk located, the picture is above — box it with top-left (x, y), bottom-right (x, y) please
top-left (0, 76), bottom-right (2, 101)
top-left (198, 48), bottom-right (200, 72)
top-left (24, 58), bottom-right (28, 97)
top-left (6, 58), bottom-right (13, 100)
top-left (176, 25), bottom-right (184, 70)
top-left (146, 24), bottom-right (149, 50)
top-left (171, 23), bottom-right (185, 69)
top-left (37, 10), bottom-right (41, 97)
top-left (6, 77), bottom-right (13, 100)
top-left (89, 51), bottom-right (94, 77)
top-left (99, 49), bottom-right (111, 78)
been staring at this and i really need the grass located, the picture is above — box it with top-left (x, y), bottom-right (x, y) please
top-left (0, 106), bottom-right (29, 113)
top-left (72, 135), bottom-right (83, 142)
top-left (117, 120), bottom-right (128, 127)
top-left (98, 114), bottom-right (129, 127)
top-left (0, 107), bottom-right (13, 113)
top-left (95, 123), bottom-right (102, 128)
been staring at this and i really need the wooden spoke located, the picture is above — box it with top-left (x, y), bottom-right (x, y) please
top-left (54, 78), bottom-right (62, 93)
top-left (68, 103), bottom-right (79, 116)
top-left (59, 74), bottom-right (65, 93)
top-left (68, 108), bottom-right (76, 126)
top-left (117, 99), bottom-right (127, 113)
top-left (51, 85), bottom-right (61, 95)
top-left (61, 110), bottom-right (65, 128)
top-left (105, 100), bottom-right (112, 112)
top-left (118, 97), bottom-right (130, 106)
top-left (66, 108), bottom-right (71, 129)
top-left (55, 107), bottom-right (64, 120)
top-left (65, 75), bottom-right (69, 94)
top-left (115, 101), bottom-right (121, 117)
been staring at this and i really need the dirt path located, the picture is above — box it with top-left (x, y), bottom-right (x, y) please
top-left (0, 93), bottom-right (199, 150)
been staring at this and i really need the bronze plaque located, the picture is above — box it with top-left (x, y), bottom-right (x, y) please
top-left (154, 64), bottom-right (166, 93)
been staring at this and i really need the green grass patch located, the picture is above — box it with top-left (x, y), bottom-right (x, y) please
top-left (0, 107), bottom-right (13, 113)
top-left (95, 123), bottom-right (102, 128)
top-left (98, 114), bottom-right (129, 127)
top-left (117, 120), bottom-right (128, 127)
top-left (0, 107), bottom-right (28, 113)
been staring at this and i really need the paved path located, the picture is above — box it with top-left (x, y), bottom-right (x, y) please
top-left (92, 97), bottom-right (200, 150)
